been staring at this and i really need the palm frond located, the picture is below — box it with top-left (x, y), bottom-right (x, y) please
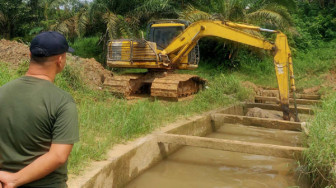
top-left (49, 8), bottom-right (89, 39)
top-left (134, 0), bottom-right (175, 20)
top-left (264, 0), bottom-right (297, 11)
top-left (216, 0), bottom-right (247, 21)
top-left (178, 5), bottom-right (211, 22)
top-left (263, 4), bottom-right (292, 25)
top-left (103, 12), bottom-right (134, 39)
top-left (88, 0), bottom-right (109, 20)
top-left (50, 19), bottom-right (71, 36)
top-left (103, 12), bottom-right (118, 39)
top-left (74, 9), bottom-right (89, 38)
top-left (247, 6), bottom-right (291, 30)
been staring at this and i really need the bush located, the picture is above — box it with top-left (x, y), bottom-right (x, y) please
top-left (292, 1), bottom-right (336, 51)
top-left (69, 36), bottom-right (103, 63)
top-left (303, 93), bottom-right (336, 187)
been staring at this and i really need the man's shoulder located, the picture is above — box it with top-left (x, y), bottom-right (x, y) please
top-left (0, 76), bottom-right (75, 103)
top-left (0, 77), bottom-right (22, 89)
top-left (50, 85), bottom-right (74, 102)
top-left (44, 85), bottom-right (75, 108)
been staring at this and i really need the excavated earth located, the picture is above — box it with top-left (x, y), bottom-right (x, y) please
top-left (0, 39), bottom-right (112, 89)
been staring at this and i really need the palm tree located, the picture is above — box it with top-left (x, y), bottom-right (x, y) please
top-left (50, 7), bottom-right (89, 38)
top-left (178, 0), bottom-right (295, 62)
top-left (180, 0), bottom-right (294, 31)
top-left (87, 0), bottom-right (135, 39)
top-left (0, 11), bottom-right (8, 38)
top-left (133, 0), bottom-right (176, 21)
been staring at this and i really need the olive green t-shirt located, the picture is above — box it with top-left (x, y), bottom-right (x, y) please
top-left (0, 76), bottom-right (79, 187)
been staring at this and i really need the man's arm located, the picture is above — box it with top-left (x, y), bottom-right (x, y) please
top-left (0, 144), bottom-right (73, 188)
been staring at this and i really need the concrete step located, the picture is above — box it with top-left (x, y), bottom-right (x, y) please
top-left (245, 103), bottom-right (314, 115)
top-left (158, 133), bottom-right (305, 159)
top-left (255, 96), bottom-right (321, 105)
top-left (211, 113), bottom-right (302, 131)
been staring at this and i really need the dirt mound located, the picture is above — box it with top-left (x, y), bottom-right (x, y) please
top-left (323, 68), bottom-right (336, 91)
top-left (242, 81), bottom-right (262, 95)
top-left (0, 39), bottom-right (112, 89)
top-left (259, 90), bottom-right (279, 97)
top-left (246, 107), bottom-right (282, 120)
top-left (302, 86), bottom-right (320, 94)
top-left (0, 39), bottom-right (30, 69)
top-left (67, 56), bottom-right (112, 89)
top-left (242, 81), bottom-right (279, 97)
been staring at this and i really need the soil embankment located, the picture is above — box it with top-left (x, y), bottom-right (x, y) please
top-left (0, 39), bottom-right (112, 89)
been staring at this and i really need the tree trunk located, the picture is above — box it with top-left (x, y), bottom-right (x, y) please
top-left (44, 3), bottom-right (49, 22)
top-left (4, 23), bottom-right (11, 39)
top-left (320, 0), bottom-right (325, 8)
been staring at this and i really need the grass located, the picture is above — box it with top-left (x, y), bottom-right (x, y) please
top-left (69, 36), bottom-right (103, 62)
top-left (232, 40), bottom-right (336, 91)
top-left (0, 64), bottom-right (16, 85)
top-left (303, 93), bottom-right (336, 187)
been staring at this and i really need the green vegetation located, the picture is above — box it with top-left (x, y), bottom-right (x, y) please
top-left (0, 64), bottom-right (14, 85)
top-left (233, 40), bottom-right (336, 90)
top-left (69, 36), bottom-right (103, 62)
top-left (303, 93), bottom-right (336, 187)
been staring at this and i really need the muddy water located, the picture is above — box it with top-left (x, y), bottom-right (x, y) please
top-left (125, 146), bottom-right (308, 188)
top-left (208, 123), bottom-right (302, 147)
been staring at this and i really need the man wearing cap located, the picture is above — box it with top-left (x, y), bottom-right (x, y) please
top-left (0, 31), bottom-right (79, 188)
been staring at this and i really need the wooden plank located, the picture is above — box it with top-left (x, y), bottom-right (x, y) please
top-left (211, 113), bottom-right (302, 131)
top-left (158, 134), bottom-right (305, 159)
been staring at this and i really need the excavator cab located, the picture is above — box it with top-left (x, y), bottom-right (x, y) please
top-left (146, 20), bottom-right (200, 68)
top-left (147, 22), bottom-right (185, 50)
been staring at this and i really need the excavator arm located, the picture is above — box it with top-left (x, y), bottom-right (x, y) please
top-left (160, 20), bottom-right (297, 120)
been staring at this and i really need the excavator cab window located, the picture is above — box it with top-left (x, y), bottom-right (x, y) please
top-left (148, 22), bottom-right (199, 65)
top-left (149, 24), bottom-right (185, 50)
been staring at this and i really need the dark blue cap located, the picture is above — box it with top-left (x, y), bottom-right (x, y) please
top-left (30, 31), bottom-right (75, 57)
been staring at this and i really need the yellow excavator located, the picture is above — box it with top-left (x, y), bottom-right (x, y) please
top-left (103, 20), bottom-right (297, 121)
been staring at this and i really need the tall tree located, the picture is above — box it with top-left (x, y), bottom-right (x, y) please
top-left (0, 0), bottom-right (32, 39)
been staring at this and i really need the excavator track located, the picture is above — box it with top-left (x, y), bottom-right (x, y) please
top-left (151, 74), bottom-right (206, 99)
top-left (103, 72), bottom-right (206, 100)
top-left (103, 74), bottom-right (146, 97)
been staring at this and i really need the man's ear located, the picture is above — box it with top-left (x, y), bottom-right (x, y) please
top-left (56, 55), bottom-right (63, 68)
